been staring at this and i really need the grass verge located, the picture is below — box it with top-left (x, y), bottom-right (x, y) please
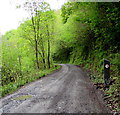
top-left (0, 65), bottom-right (61, 98)
top-left (80, 63), bottom-right (120, 113)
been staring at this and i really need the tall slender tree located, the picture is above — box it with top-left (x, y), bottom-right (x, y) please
top-left (23, 0), bottom-right (51, 69)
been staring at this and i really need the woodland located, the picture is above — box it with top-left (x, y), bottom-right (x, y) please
top-left (1, 1), bottom-right (120, 112)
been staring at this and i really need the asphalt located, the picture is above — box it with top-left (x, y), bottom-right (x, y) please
top-left (0, 64), bottom-right (110, 113)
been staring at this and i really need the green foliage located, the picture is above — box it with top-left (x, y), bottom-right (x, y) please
top-left (61, 2), bottom-right (74, 23)
top-left (1, 65), bottom-right (61, 97)
top-left (59, 1), bottom-right (120, 74)
top-left (1, 2), bottom-right (57, 97)
top-left (1, 1), bottom-right (120, 112)
top-left (53, 40), bottom-right (72, 63)
top-left (53, 2), bottom-right (120, 112)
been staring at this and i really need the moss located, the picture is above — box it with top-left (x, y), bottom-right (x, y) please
top-left (13, 95), bottom-right (32, 101)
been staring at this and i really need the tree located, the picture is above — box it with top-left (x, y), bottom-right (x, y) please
top-left (22, 0), bottom-right (51, 69)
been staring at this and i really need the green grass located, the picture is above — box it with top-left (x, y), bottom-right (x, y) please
top-left (0, 65), bottom-right (61, 98)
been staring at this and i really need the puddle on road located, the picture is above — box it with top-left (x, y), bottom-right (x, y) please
top-left (13, 95), bottom-right (32, 101)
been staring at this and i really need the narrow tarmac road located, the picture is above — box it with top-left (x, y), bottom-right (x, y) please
top-left (0, 64), bottom-right (110, 113)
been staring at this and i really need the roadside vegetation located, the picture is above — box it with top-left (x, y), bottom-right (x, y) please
top-left (53, 2), bottom-right (120, 112)
top-left (1, 1), bottom-right (120, 112)
top-left (1, 1), bottom-right (61, 97)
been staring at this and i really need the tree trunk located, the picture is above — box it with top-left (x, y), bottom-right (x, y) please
top-left (48, 37), bottom-right (50, 68)
top-left (35, 40), bottom-right (40, 69)
top-left (32, 16), bottom-right (40, 69)
top-left (46, 25), bottom-right (51, 69)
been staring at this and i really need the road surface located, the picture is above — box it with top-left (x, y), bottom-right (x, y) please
top-left (0, 64), bottom-right (110, 113)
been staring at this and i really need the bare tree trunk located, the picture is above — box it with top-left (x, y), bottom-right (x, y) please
top-left (41, 47), bottom-right (46, 68)
top-left (41, 38), bottom-right (46, 68)
top-left (48, 37), bottom-right (50, 68)
top-left (46, 25), bottom-right (51, 69)
top-left (35, 40), bottom-right (40, 69)
top-left (32, 16), bottom-right (40, 69)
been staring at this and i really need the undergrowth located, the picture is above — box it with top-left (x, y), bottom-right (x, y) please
top-left (0, 65), bottom-right (61, 98)
top-left (80, 57), bottom-right (120, 113)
